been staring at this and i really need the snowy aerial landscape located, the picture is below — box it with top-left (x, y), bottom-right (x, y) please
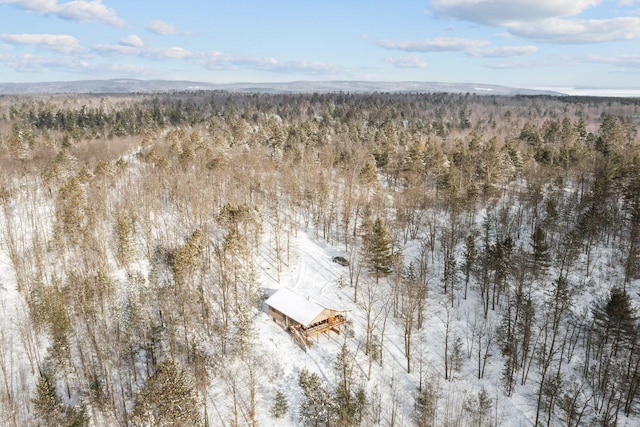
top-left (3, 0), bottom-right (640, 425)
top-left (0, 0), bottom-right (640, 427)
top-left (0, 89), bottom-right (639, 426)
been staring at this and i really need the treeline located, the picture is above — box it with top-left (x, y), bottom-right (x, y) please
top-left (0, 91), bottom-right (639, 426)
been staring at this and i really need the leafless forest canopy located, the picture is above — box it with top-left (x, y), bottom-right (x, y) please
top-left (1, 91), bottom-right (640, 426)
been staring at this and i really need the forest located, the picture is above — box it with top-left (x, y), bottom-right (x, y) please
top-left (0, 90), bottom-right (640, 426)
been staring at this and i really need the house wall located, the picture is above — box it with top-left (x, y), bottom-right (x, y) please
top-left (269, 306), bottom-right (303, 329)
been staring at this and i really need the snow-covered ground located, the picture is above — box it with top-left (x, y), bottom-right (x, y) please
top-left (2, 192), bottom-right (640, 426)
top-left (246, 220), bottom-right (640, 426)
top-left (0, 213), bottom-right (40, 425)
top-left (1, 175), bottom-right (639, 426)
top-left (249, 229), bottom-right (517, 426)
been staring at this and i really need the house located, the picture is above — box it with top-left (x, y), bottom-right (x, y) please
top-left (265, 287), bottom-right (348, 351)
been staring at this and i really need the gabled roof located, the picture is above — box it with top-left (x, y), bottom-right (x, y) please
top-left (265, 288), bottom-right (346, 327)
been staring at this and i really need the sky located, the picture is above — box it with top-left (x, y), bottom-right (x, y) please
top-left (0, 0), bottom-right (640, 90)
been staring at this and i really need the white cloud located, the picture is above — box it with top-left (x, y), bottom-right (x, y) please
top-left (277, 61), bottom-right (343, 74)
top-left (202, 51), bottom-right (232, 68)
top-left (431, 0), bottom-right (602, 25)
top-left (0, 51), bottom-right (160, 77)
top-left (228, 56), bottom-right (279, 70)
top-left (119, 35), bottom-right (143, 48)
top-left (93, 43), bottom-right (139, 55)
top-left (376, 37), bottom-right (538, 59)
top-left (91, 40), bottom-right (341, 75)
top-left (203, 51), bottom-right (267, 70)
top-left (0, 0), bottom-right (124, 26)
top-left (472, 45), bottom-right (538, 57)
top-left (141, 47), bottom-right (193, 60)
top-left (94, 43), bottom-right (193, 60)
top-left (486, 53), bottom-right (640, 70)
top-left (0, 33), bottom-right (82, 53)
top-left (103, 62), bottom-right (151, 75)
top-left (378, 37), bottom-right (490, 52)
top-left (508, 17), bottom-right (640, 43)
top-left (0, 52), bottom-right (90, 72)
top-left (485, 61), bottom-right (545, 69)
top-left (430, 0), bottom-right (640, 44)
top-left (580, 53), bottom-right (640, 68)
top-left (384, 56), bottom-right (427, 68)
top-left (147, 20), bottom-right (184, 35)
top-left (203, 51), bottom-right (341, 74)
top-left (56, 0), bottom-right (123, 26)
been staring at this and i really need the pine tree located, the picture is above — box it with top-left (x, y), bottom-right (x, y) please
top-left (172, 228), bottom-right (205, 286)
top-left (363, 217), bottom-right (393, 280)
top-left (32, 370), bottom-right (87, 427)
top-left (593, 287), bottom-right (637, 353)
top-left (531, 225), bottom-right (550, 278)
top-left (465, 387), bottom-right (492, 427)
top-left (271, 390), bottom-right (288, 419)
top-left (623, 157), bottom-right (640, 283)
top-left (463, 232), bottom-right (477, 299)
top-left (115, 214), bottom-right (136, 265)
top-left (298, 369), bottom-right (337, 427)
top-left (359, 154), bottom-right (379, 187)
top-left (131, 360), bottom-right (202, 427)
top-left (414, 381), bottom-right (438, 427)
top-left (596, 115), bottom-right (625, 155)
top-left (32, 371), bottom-right (65, 425)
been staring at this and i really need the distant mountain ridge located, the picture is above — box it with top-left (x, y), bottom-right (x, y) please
top-left (0, 79), bottom-right (565, 96)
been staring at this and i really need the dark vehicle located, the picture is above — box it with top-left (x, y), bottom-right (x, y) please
top-left (332, 256), bottom-right (350, 267)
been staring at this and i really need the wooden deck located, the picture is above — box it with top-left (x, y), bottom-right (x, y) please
top-left (289, 314), bottom-right (347, 351)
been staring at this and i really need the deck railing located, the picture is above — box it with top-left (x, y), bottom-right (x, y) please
top-left (289, 314), bottom-right (347, 350)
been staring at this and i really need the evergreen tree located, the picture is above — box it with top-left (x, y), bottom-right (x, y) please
top-left (465, 387), bottom-right (492, 427)
top-left (593, 287), bottom-right (637, 352)
top-left (131, 360), bottom-right (202, 427)
top-left (271, 390), bottom-right (288, 419)
top-left (359, 154), bottom-right (379, 187)
top-left (596, 115), bottom-right (626, 155)
top-left (298, 369), bottom-right (337, 427)
top-left (115, 214), bottom-right (136, 266)
top-left (172, 228), bottom-right (205, 287)
top-left (623, 157), bottom-right (640, 283)
top-left (463, 232), bottom-right (477, 299)
top-left (362, 217), bottom-right (394, 279)
top-left (414, 381), bottom-right (438, 427)
top-left (32, 371), bottom-right (65, 425)
top-left (488, 235), bottom-right (514, 310)
top-left (531, 225), bottom-right (550, 278)
top-left (32, 370), bottom-right (87, 427)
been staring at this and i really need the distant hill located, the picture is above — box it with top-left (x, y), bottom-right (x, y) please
top-left (0, 79), bottom-right (565, 96)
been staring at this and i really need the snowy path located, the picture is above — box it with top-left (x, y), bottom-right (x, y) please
top-left (272, 231), bottom-right (345, 298)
